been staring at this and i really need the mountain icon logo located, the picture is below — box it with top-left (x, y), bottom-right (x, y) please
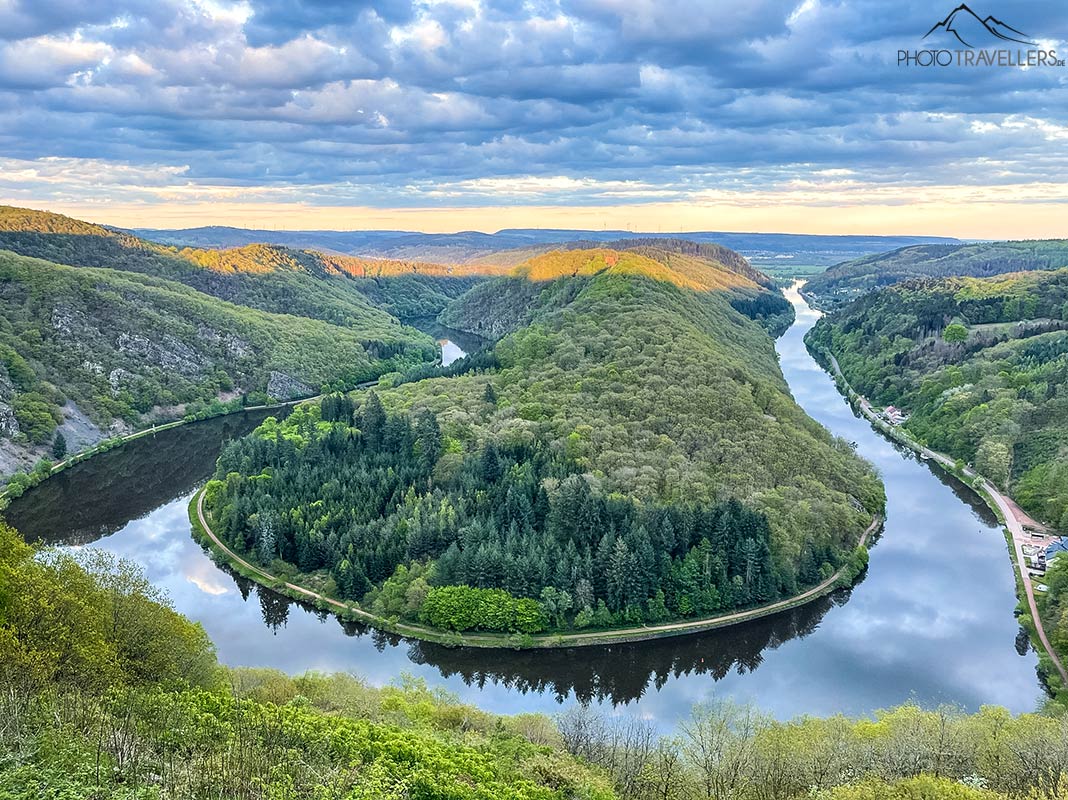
top-left (923, 4), bottom-right (1037, 48)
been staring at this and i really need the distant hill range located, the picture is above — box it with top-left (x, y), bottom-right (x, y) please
top-left (805, 240), bottom-right (1068, 309)
top-left (132, 225), bottom-right (959, 269)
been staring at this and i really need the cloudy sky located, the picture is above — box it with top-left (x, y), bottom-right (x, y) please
top-left (1, 0), bottom-right (1066, 235)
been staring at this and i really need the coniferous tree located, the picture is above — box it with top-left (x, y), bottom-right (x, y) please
top-left (361, 392), bottom-right (386, 450)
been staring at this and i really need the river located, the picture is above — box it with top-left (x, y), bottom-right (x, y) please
top-left (5, 289), bottom-right (1043, 728)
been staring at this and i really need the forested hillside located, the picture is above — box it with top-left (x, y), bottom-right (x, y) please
top-left (0, 206), bottom-right (502, 318)
top-left (0, 249), bottom-right (435, 479)
top-left (807, 270), bottom-right (1068, 527)
top-left (205, 248), bottom-right (882, 638)
top-left (441, 247), bottom-right (793, 340)
top-left (466, 238), bottom-right (780, 287)
top-left (806, 240), bottom-right (1068, 309)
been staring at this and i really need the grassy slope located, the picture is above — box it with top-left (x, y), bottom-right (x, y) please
top-left (806, 240), bottom-right (1068, 309)
top-left (404, 248), bottom-right (882, 577)
top-left (807, 269), bottom-right (1068, 526)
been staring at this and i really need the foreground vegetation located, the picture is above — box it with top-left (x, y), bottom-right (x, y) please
top-left (807, 270), bottom-right (1068, 529)
top-left (4, 518), bottom-right (1068, 799)
top-left (806, 241), bottom-right (1068, 309)
top-left (0, 520), bottom-right (614, 799)
top-left (204, 247), bottom-right (882, 638)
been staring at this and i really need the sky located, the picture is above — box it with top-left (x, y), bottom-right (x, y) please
top-left (1, 0), bottom-right (1066, 236)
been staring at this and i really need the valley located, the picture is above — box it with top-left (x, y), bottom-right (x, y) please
top-left (806, 269), bottom-right (1068, 690)
top-left (8, 3), bottom-right (1068, 794)
top-left (5, 282), bottom-right (1042, 722)
top-left (2, 207), bottom-right (1066, 797)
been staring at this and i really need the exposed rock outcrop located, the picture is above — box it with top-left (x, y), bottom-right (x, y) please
top-left (51, 305), bottom-right (95, 341)
top-left (0, 364), bottom-right (13, 400)
top-left (108, 368), bottom-right (135, 394)
top-left (267, 371), bottom-right (313, 400)
top-left (116, 333), bottom-right (204, 375)
top-left (55, 402), bottom-right (105, 452)
top-left (0, 403), bottom-right (19, 437)
top-left (197, 324), bottom-right (252, 358)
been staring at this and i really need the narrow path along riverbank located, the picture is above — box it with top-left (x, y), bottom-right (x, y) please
top-left (821, 350), bottom-right (1068, 687)
top-left (194, 486), bottom-right (881, 649)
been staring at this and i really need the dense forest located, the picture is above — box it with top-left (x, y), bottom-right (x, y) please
top-left (0, 205), bottom-right (504, 320)
top-left (805, 240), bottom-right (1068, 309)
top-left (807, 270), bottom-right (1068, 528)
top-left (206, 247), bottom-right (882, 637)
top-left (208, 400), bottom-right (799, 634)
top-left (0, 249), bottom-right (435, 479)
top-left (4, 517), bottom-right (1068, 799)
top-left (440, 246), bottom-right (794, 339)
top-left (467, 238), bottom-right (781, 287)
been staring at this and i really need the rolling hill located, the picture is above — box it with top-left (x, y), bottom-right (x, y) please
top-left (0, 206), bottom-right (504, 319)
top-left (805, 240), bottom-right (1068, 309)
top-left (0, 248), bottom-right (436, 480)
top-left (807, 269), bottom-right (1068, 527)
top-left (133, 222), bottom-right (958, 270)
top-left (440, 243), bottom-right (793, 340)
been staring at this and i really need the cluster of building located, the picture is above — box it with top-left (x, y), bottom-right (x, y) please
top-left (882, 406), bottom-right (908, 426)
top-left (1024, 535), bottom-right (1068, 591)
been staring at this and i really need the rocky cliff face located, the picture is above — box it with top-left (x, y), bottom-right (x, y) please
top-left (116, 333), bottom-right (204, 376)
top-left (0, 404), bottom-right (18, 438)
top-left (0, 365), bottom-right (18, 438)
top-left (267, 371), bottom-right (314, 401)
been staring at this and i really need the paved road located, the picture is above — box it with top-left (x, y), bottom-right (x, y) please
top-left (195, 487), bottom-right (881, 648)
top-left (827, 353), bottom-right (1068, 686)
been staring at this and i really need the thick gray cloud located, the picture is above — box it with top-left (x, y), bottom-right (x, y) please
top-left (1, 0), bottom-right (1067, 208)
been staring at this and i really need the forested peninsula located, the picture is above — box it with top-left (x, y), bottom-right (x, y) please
top-left (203, 246), bottom-right (883, 641)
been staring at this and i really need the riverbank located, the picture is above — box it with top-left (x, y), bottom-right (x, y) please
top-left (809, 342), bottom-right (1068, 690)
top-left (191, 484), bottom-right (881, 650)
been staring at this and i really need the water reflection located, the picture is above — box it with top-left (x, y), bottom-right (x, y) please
top-left (10, 410), bottom-right (278, 545)
top-left (404, 316), bottom-right (490, 367)
top-left (4, 285), bottom-right (1044, 727)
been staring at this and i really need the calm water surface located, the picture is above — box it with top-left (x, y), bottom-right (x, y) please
top-left (7, 288), bottom-right (1043, 727)
top-left (403, 317), bottom-right (488, 367)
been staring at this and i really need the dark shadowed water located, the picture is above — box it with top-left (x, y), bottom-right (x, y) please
top-left (6, 289), bottom-right (1042, 728)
